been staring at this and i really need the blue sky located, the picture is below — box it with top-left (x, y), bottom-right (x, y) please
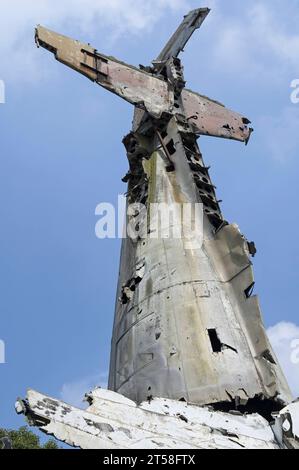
top-left (0, 0), bottom-right (299, 434)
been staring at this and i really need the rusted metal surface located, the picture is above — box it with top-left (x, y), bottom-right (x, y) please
top-left (16, 7), bottom-right (297, 449)
top-left (35, 25), bottom-right (252, 141)
top-left (182, 89), bottom-right (253, 142)
top-left (35, 26), bottom-right (170, 119)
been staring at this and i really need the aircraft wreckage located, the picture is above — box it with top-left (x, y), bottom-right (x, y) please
top-left (16, 8), bottom-right (299, 449)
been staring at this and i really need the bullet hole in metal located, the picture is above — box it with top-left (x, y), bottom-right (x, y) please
top-left (166, 163), bottom-right (175, 172)
top-left (177, 413), bottom-right (188, 423)
top-left (242, 117), bottom-right (251, 125)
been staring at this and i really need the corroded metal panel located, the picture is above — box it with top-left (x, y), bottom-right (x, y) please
top-left (35, 26), bottom-right (171, 118)
top-left (35, 26), bottom-right (252, 142)
top-left (108, 117), bottom-right (292, 408)
top-left (182, 89), bottom-right (253, 143)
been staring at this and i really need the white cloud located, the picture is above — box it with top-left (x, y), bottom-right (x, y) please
top-left (258, 107), bottom-right (299, 162)
top-left (202, 1), bottom-right (299, 164)
top-left (60, 371), bottom-right (108, 408)
top-left (2, 0), bottom-right (299, 85)
top-left (205, 0), bottom-right (299, 81)
top-left (0, 0), bottom-right (188, 82)
top-left (247, 2), bottom-right (299, 68)
top-left (267, 322), bottom-right (299, 399)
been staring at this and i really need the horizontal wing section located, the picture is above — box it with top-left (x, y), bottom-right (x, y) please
top-left (182, 89), bottom-right (253, 143)
top-left (35, 25), bottom-right (170, 118)
top-left (155, 8), bottom-right (210, 64)
top-left (35, 26), bottom-right (252, 142)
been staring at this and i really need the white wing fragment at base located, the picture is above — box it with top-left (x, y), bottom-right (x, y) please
top-left (15, 388), bottom-right (299, 449)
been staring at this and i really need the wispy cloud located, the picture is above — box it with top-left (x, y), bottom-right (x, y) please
top-left (258, 107), bottom-right (299, 162)
top-left (60, 371), bottom-right (108, 408)
top-left (267, 322), bottom-right (299, 399)
top-left (2, 0), bottom-right (299, 85)
top-left (0, 0), bottom-right (188, 82)
top-left (205, 0), bottom-right (299, 81)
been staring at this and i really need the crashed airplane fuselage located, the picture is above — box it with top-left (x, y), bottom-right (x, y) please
top-left (16, 8), bottom-right (298, 449)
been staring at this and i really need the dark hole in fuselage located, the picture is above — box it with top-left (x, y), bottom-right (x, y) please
top-left (208, 329), bottom-right (222, 353)
top-left (166, 139), bottom-right (176, 155)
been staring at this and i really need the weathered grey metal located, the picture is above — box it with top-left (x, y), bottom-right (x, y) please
top-left (15, 389), bottom-right (288, 449)
top-left (35, 25), bottom-right (252, 142)
top-left (17, 8), bottom-right (297, 449)
top-left (155, 8), bottom-right (210, 64)
top-left (108, 116), bottom-right (291, 409)
top-left (272, 399), bottom-right (299, 449)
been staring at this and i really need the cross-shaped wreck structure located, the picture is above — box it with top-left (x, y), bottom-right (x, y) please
top-left (16, 8), bottom-right (299, 449)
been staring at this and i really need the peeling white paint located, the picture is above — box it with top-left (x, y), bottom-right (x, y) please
top-left (272, 399), bottom-right (299, 449)
top-left (16, 388), bottom-right (293, 449)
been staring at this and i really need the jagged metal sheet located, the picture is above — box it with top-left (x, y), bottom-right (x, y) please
top-left (35, 26), bottom-right (170, 119)
top-left (35, 26), bottom-right (251, 142)
top-left (155, 8), bottom-right (210, 62)
top-left (272, 400), bottom-right (299, 449)
top-left (108, 116), bottom-right (292, 407)
top-left (16, 388), bottom-right (282, 449)
top-left (182, 89), bottom-right (253, 142)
